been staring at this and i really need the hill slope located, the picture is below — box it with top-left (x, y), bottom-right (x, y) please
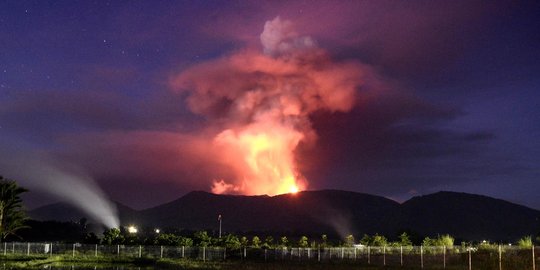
top-left (132, 190), bottom-right (400, 236)
top-left (29, 190), bottom-right (540, 240)
top-left (400, 191), bottom-right (540, 241)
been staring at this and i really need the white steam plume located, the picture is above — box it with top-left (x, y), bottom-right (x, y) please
top-left (0, 144), bottom-right (119, 228)
top-left (260, 16), bottom-right (316, 56)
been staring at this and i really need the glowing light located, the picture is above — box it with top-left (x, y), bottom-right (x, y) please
top-left (128, 225), bottom-right (138, 234)
top-left (155, 228), bottom-right (160, 234)
top-left (289, 185), bottom-right (299, 194)
top-left (212, 122), bottom-right (307, 196)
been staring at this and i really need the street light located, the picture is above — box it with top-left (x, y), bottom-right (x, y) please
top-left (155, 228), bottom-right (160, 234)
top-left (128, 225), bottom-right (138, 234)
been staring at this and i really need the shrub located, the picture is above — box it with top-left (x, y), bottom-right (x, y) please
top-left (517, 236), bottom-right (533, 248)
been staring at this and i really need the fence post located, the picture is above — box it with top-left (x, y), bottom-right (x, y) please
top-left (95, 244), bottom-right (97, 257)
top-left (203, 246), bottom-right (205, 261)
top-left (421, 245), bottom-right (424, 269)
top-left (3, 242), bottom-right (6, 256)
top-left (368, 246), bottom-right (370, 264)
top-left (318, 247), bottom-right (321, 262)
top-left (117, 244), bottom-right (120, 256)
top-left (138, 245), bottom-right (141, 258)
top-left (498, 245), bottom-right (502, 270)
top-left (26, 242), bottom-right (30, 256)
top-left (443, 245), bottom-right (446, 269)
top-left (224, 247), bottom-right (226, 260)
top-left (243, 247), bottom-right (246, 259)
top-left (533, 245), bottom-right (535, 270)
top-left (354, 247), bottom-right (357, 261)
top-left (401, 246), bottom-right (403, 266)
top-left (182, 246), bottom-right (185, 258)
top-left (160, 245), bottom-right (163, 259)
top-left (308, 247), bottom-right (311, 260)
top-left (264, 249), bottom-right (267, 261)
top-left (72, 243), bottom-right (75, 257)
top-left (383, 246), bottom-right (386, 266)
top-left (468, 247), bottom-right (472, 270)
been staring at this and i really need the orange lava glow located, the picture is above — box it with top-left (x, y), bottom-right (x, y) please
top-left (289, 185), bottom-right (299, 194)
top-left (211, 119), bottom-right (307, 196)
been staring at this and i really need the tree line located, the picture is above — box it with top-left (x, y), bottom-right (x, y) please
top-left (89, 228), bottom-right (537, 250)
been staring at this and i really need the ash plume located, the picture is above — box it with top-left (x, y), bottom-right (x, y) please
top-left (171, 17), bottom-right (372, 195)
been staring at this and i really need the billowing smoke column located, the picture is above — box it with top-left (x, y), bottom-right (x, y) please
top-left (0, 145), bottom-right (119, 228)
top-left (173, 17), bottom-right (367, 195)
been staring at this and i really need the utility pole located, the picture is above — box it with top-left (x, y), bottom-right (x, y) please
top-left (218, 214), bottom-right (222, 238)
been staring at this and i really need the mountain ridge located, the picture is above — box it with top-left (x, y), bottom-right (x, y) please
top-left (28, 190), bottom-right (540, 241)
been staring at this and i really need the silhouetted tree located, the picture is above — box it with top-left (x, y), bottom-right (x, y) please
top-left (423, 234), bottom-right (454, 247)
top-left (194, 231), bottom-right (212, 247)
top-left (398, 232), bottom-right (413, 246)
top-left (223, 234), bottom-right (241, 250)
top-left (251, 236), bottom-right (261, 248)
top-left (0, 177), bottom-right (29, 240)
top-left (344, 234), bottom-right (355, 247)
top-left (263, 236), bottom-right (274, 249)
top-left (298, 236), bottom-right (309, 248)
top-left (101, 228), bottom-right (124, 244)
top-left (517, 236), bottom-right (533, 248)
top-left (154, 233), bottom-right (180, 246)
top-left (422, 237), bottom-right (434, 246)
top-left (321, 234), bottom-right (329, 248)
top-left (436, 234), bottom-right (454, 246)
top-left (371, 234), bottom-right (388, 246)
top-left (178, 236), bottom-right (193, 247)
top-left (360, 234), bottom-right (371, 246)
top-left (279, 236), bottom-right (288, 247)
top-left (240, 236), bottom-right (248, 247)
top-left (83, 232), bottom-right (100, 244)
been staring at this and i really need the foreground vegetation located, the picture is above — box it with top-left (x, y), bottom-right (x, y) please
top-left (0, 251), bottom-right (538, 270)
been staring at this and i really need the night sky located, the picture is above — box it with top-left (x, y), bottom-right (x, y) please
top-left (1, 1), bottom-right (539, 211)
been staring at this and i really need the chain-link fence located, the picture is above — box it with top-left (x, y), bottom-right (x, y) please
top-left (0, 242), bottom-right (538, 269)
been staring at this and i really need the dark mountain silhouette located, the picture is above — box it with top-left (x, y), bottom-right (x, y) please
top-left (400, 191), bottom-right (540, 241)
top-left (130, 190), bottom-right (400, 237)
top-left (28, 190), bottom-right (540, 241)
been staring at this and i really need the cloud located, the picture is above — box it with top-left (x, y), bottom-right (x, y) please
top-left (260, 16), bottom-right (316, 56)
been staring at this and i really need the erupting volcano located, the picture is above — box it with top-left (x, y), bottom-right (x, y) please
top-left (173, 17), bottom-right (368, 196)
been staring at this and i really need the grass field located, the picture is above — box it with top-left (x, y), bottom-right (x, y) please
top-left (0, 254), bottom-right (536, 270)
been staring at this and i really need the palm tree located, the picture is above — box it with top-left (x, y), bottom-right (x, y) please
top-left (0, 176), bottom-right (29, 240)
